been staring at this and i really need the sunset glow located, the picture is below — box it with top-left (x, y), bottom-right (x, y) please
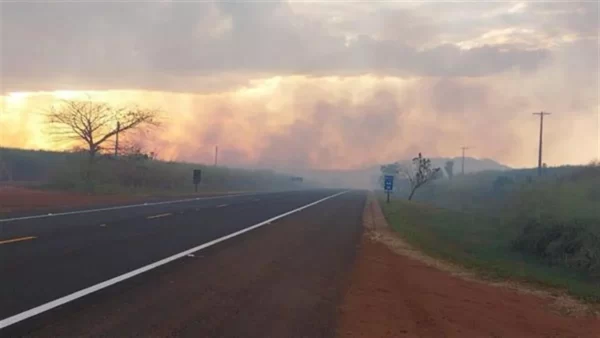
top-left (1, 72), bottom-right (598, 170)
top-left (0, 1), bottom-right (597, 170)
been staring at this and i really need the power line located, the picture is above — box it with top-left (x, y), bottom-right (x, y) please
top-left (214, 145), bottom-right (219, 166)
top-left (533, 112), bottom-right (551, 176)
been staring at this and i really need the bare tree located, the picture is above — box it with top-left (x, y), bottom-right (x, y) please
top-left (46, 99), bottom-right (160, 160)
top-left (403, 153), bottom-right (441, 201)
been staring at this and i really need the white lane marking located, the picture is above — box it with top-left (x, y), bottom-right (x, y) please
top-left (99, 224), bottom-right (107, 227)
top-left (146, 213), bottom-right (172, 220)
top-left (0, 236), bottom-right (37, 245)
top-left (0, 190), bottom-right (347, 330)
top-left (0, 193), bottom-right (259, 223)
top-left (216, 204), bottom-right (229, 208)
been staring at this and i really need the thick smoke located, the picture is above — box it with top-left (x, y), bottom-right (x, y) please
top-left (117, 76), bottom-right (542, 170)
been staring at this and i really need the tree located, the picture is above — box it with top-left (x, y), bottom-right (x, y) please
top-left (444, 160), bottom-right (454, 180)
top-left (46, 99), bottom-right (160, 191)
top-left (46, 99), bottom-right (160, 160)
top-left (402, 153), bottom-right (441, 201)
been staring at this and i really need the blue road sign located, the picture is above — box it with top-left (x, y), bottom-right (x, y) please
top-left (384, 175), bottom-right (394, 191)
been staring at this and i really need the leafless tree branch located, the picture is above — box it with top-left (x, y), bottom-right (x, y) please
top-left (401, 153), bottom-right (441, 200)
top-left (45, 99), bottom-right (161, 159)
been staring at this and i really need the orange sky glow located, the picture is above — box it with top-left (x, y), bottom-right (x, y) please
top-left (0, 74), bottom-right (598, 170)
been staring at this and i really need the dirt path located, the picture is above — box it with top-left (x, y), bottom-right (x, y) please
top-left (336, 196), bottom-right (600, 338)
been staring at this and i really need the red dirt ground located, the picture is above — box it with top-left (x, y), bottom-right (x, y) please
top-left (336, 199), bottom-right (600, 338)
top-left (0, 186), bottom-right (138, 213)
top-left (0, 186), bottom-right (249, 214)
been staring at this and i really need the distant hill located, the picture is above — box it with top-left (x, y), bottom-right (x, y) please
top-left (285, 157), bottom-right (511, 189)
top-left (429, 157), bottom-right (511, 174)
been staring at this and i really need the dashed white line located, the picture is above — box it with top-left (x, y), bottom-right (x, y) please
top-left (147, 213), bottom-right (172, 220)
top-left (0, 193), bottom-right (256, 223)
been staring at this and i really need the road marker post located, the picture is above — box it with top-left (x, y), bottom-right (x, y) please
top-left (193, 169), bottom-right (202, 193)
top-left (384, 175), bottom-right (394, 204)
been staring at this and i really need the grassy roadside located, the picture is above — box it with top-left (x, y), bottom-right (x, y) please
top-left (0, 147), bottom-right (308, 195)
top-left (380, 198), bottom-right (600, 302)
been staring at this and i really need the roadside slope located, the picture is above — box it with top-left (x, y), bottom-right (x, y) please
top-left (336, 195), bottom-right (600, 338)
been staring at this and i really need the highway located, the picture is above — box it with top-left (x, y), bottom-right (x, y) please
top-left (0, 189), bottom-right (365, 337)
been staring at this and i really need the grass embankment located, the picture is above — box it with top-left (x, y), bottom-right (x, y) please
top-left (0, 147), bottom-right (306, 196)
top-left (380, 163), bottom-right (600, 302)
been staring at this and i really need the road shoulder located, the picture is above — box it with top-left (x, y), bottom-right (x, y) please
top-left (336, 193), bottom-right (600, 337)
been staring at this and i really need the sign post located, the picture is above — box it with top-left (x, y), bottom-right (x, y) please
top-left (193, 169), bottom-right (202, 192)
top-left (384, 175), bottom-right (394, 203)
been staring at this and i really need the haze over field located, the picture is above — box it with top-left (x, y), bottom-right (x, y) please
top-left (1, 1), bottom-right (598, 170)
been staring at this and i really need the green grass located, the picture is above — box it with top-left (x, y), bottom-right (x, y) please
top-left (380, 198), bottom-right (600, 302)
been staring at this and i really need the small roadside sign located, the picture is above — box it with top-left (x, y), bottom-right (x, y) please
top-left (384, 175), bottom-right (394, 191)
top-left (193, 169), bottom-right (202, 192)
top-left (384, 175), bottom-right (394, 203)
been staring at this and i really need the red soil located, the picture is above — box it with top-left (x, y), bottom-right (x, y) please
top-left (337, 235), bottom-right (600, 338)
top-left (0, 186), bottom-right (135, 213)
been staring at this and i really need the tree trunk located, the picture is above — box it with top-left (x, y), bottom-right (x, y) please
top-left (408, 188), bottom-right (416, 201)
top-left (84, 149), bottom-right (97, 193)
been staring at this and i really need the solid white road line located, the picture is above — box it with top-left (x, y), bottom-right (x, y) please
top-left (0, 190), bottom-right (348, 330)
top-left (0, 193), bottom-right (261, 223)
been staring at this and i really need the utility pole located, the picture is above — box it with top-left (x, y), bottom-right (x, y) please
top-left (533, 112), bottom-right (551, 176)
top-left (461, 146), bottom-right (470, 175)
top-left (114, 121), bottom-right (120, 157)
top-left (214, 145), bottom-right (219, 166)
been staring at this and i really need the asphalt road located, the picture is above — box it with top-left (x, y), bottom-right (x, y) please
top-left (0, 189), bottom-right (365, 337)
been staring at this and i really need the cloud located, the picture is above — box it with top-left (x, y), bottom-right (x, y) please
top-left (530, 2), bottom-right (599, 38)
top-left (0, 2), bottom-right (596, 169)
top-left (1, 1), bottom-right (551, 93)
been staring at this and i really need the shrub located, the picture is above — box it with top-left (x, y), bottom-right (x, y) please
top-left (513, 218), bottom-right (600, 277)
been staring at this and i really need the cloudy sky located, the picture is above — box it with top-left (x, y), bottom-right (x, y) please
top-left (0, 1), bottom-right (598, 170)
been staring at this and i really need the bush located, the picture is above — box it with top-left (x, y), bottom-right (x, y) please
top-left (396, 162), bottom-right (600, 279)
top-left (513, 218), bottom-right (600, 277)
